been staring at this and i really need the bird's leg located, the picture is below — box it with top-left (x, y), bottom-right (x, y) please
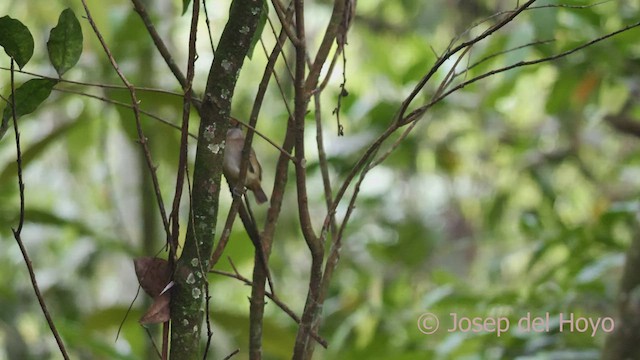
top-left (231, 184), bottom-right (247, 199)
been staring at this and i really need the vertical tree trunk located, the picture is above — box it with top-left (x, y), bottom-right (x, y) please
top-left (602, 230), bottom-right (640, 359)
top-left (169, 1), bottom-right (264, 358)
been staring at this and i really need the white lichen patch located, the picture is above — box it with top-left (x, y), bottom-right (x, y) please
top-left (208, 143), bottom-right (221, 154)
top-left (204, 124), bottom-right (216, 141)
top-left (240, 25), bottom-right (250, 34)
top-left (186, 273), bottom-right (196, 284)
top-left (192, 287), bottom-right (201, 299)
top-left (221, 59), bottom-right (232, 72)
top-left (191, 258), bottom-right (199, 267)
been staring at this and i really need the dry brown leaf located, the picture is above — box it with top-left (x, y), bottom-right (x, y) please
top-left (134, 257), bottom-right (171, 297)
top-left (139, 292), bottom-right (171, 325)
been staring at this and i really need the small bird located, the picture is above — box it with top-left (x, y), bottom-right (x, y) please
top-left (223, 124), bottom-right (268, 204)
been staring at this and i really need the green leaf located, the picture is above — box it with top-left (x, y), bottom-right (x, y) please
top-left (47, 8), bottom-right (83, 76)
top-left (247, 0), bottom-right (268, 60)
top-left (2, 78), bottom-right (58, 123)
top-left (182, 0), bottom-right (192, 15)
top-left (0, 16), bottom-right (34, 69)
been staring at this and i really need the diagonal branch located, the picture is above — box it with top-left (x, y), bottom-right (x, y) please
top-left (396, 0), bottom-right (538, 122)
top-left (80, 0), bottom-right (171, 243)
top-left (400, 20), bottom-right (640, 126)
top-left (210, 264), bottom-right (328, 348)
top-left (131, 0), bottom-right (188, 90)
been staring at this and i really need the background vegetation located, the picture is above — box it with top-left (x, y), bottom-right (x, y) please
top-left (1, 0), bottom-right (639, 359)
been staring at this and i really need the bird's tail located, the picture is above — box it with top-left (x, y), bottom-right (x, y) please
top-left (253, 186), bottom-right (268, 204)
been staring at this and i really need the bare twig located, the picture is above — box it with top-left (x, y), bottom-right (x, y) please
top-left (305, 0), bottom-right (348, 92)
top-left (265, 9), bottom-right (295, 82)
top-left (401, 20), bottom-right (640, 126)
top-left (9, 61), bottom-right (70, 359)
top-left (606, 114), bottom-right (640, 138)
top-left (131, 0), bottom-right (188, 89)
top-left (291, 1), bottom-right (328, 358)
top-left (211, 262), bottom-right (328, 348)
top-left (313, 91), bottom-right (338, 239)
top-left (0, 66), bottom-right (186, 97)
top-left (310, 21), bottom-right (640, 350)
top-left (166, 0), bottom-right (200, 357)
top-left (202, 0), bottom-right (216, 54)
top-left (456, 38), bottom-right (555, 77)
top-left (223, 349), bottom-right (240, 360)
top-left (169, 0), bottom-right (199, 265)
top-left (142, 327), bottom-right (163, 359)
top-left (54, 87), bottom-right (198, 139)
top-left (369, 44), bottom-right (470, 168)
top-left (81, 0), bottom-right (171, 243)
top-left (234, 117), bottom-right (296, 163)
top-left (397, 0), bottom-right (537, 122)
top-left (270, 0), bottom-right (302, 46)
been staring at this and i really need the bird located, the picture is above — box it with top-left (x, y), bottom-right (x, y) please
top-left (223, 124), bottom-right (268, 204)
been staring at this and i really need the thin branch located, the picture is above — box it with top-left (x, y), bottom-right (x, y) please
top-left (161, 322), bottom-right (169, 360)
top-left (259, 37), bottom-right (294, 118)
top-left (370, 45), bottom-right (470, 168)
top-left (270, 0), bottom-right (302, 46)
top-left (0, 66), bottom-right (186, 98)
top-left (54, 87), bottom-right (198, 139)
top-left (446, 1), bottom-right (610, 52)
top-left (305, 0), bottom-right (348, 92)
top-left (131, 0), bottom-right (188, 89)
top-left (81, 0), bottom-right (171, 243)
top-left (292, 0), bottom-right (319, 253)
top-left (455, 38), bottom-right (555, 78)
top-left (142, 327), bottom-right (163, 359)
top-left (313, 91), bottom-right (338, 239)
top-left (9, 60), bottom-right (70, 360)
top-left (241, 14), bottom-right (299, 357)
top-left (234, 117), bottom-right (296, 163)
top-left (400, 20), bottom-right (640, 126)
top-left (319, 0), bottom-right (543, 241)
top-left (606, 114), bottom-right (640, 138)
top-left (530, 1), bottom-right (613, 10)
top-left (168, 0), bottom-right (200, 359)
top-left (223, 349), bottom-right (240, 360)
top-left (13, 232), bottom-right (71, 360)
top-left (169, 0), bottom-right (200, 263)
top-left (291, 1), bottom-right (328, 358)
top-left (397, 0), bottom-right (538, 122)
top-left (319, 9), bottom-right (640, 265)
top-left (10, 62), bottom-right (24, 235)
top-left (332, 50), bottom-right (348, 136)
top-left (202, 0), bottom-right (217, 55)
top-left (210, 266), bottom-right (328, 348)
top-left (265, 9), bottom-right (295, 82)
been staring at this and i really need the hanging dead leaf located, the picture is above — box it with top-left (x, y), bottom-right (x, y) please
top-left (134, 257), bottom-right (171, 297)
top-left (139, 292), bottom-right (171, 325)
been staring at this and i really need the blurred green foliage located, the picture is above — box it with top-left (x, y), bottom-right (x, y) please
top-left (1, 0), bottom-right (639, 359)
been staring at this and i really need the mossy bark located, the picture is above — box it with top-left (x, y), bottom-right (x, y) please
top-left (169, 1), bottom-right (264, 358)
top-left (602, 231), bottom-right (640, 360)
